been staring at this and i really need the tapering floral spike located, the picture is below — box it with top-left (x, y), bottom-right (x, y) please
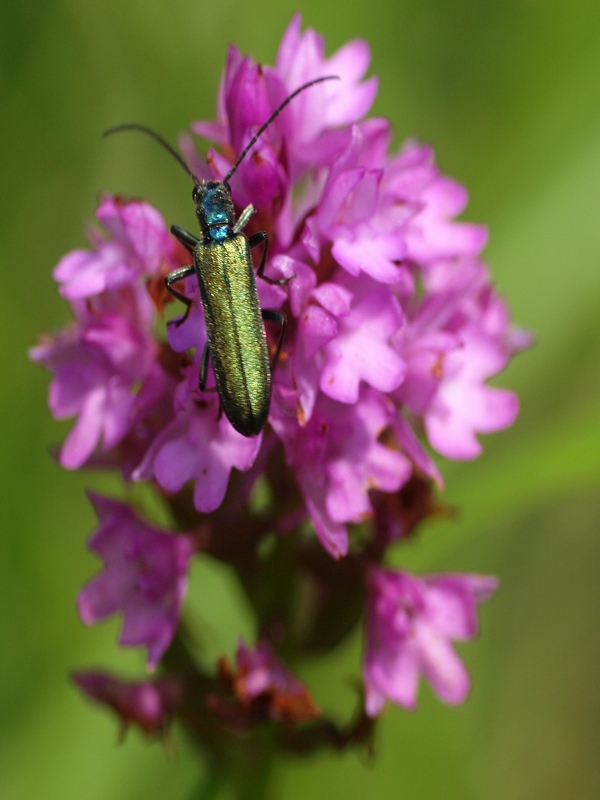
top-left (32, 16), bottom-right (526, 759)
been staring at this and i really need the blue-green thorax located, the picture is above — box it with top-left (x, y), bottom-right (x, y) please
top-left (193, 180), bottom-right (235, 243)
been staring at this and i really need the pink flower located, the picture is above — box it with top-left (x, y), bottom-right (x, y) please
top-left (54, 195), bottom-right (175, 299)
top-left (364, 568), bottom-right (498, 715)
top-left (422, 325), bottom-right (519, 459)
top-left (229, 639), bottom-right (320, 723)
top-left (72, 670), bottom-right (182, 734)
top-left (77, 493), bottom-right (195, 670)
top-left (272, 387), bottom-right (411, 557)
top-left (30, 293), bottom-right (162, 469)
top-left (275, 14), bottom-right (378, 162)
top-left (133, 365), bottom-right (262, 513)
top-left (317, 280), bottom-right (406, 404)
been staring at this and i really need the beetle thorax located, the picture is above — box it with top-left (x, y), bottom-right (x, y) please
top-left (193, 181), bottom-right (235, 242)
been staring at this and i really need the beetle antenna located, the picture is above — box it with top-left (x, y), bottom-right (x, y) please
top-left (102, 123), bottom-right (200, 184)
top-left (223, 74), bottom-right (340, 185)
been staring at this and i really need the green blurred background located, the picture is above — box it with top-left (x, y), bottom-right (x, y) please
top-left (1, 0), bottom-right (599, 797)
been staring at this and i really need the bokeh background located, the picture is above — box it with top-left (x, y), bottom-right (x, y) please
top-left (1, 0), bottom-right (599, 797)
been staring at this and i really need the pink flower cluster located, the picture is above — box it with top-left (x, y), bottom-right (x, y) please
top-left (33, 16), bottom-right (525, 724)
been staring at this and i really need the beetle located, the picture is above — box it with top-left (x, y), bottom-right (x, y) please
top-left (104, 75), bottom-right (337, 436)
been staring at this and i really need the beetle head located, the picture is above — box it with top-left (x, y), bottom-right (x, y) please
top-left (193, 180), bottom-right (235, 240)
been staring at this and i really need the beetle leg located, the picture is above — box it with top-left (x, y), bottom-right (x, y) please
top-left (198, 344), bottom-right (220, 413)
top-left (249, 230), bottom-right (294, 286)
top-left (171, 224), bottom-right (199, 254)
top-left (198, 343), bottom-right (210, 392)
top-left (233, 204), bottom-right (256, 234)
top-left (249, 230), bottom-right (270, 279)
top-left (262, 308), bottom-right (287, 375)
top-left (165, 265), bottom-right (195, 326)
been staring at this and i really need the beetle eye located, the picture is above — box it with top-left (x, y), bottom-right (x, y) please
top-left (192, 184), bottom-right (201, 203)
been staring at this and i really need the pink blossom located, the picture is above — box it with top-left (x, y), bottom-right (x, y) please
top-left (364, 568), bottom-right (498, 715)
top-left (77, 493), bottom-right (195, 669)
top-left (422, 326), bottom-right (519, 459)
top-left (30, 295), bottom-right (162, 469)
top-left (133, 365), bottom-right (262, 513)
top-left (272, 387), bottom-right (411, 558)
top-left (230, 639), bottom-right (320, 723)
top-left (317, 280), bottom-right (406, 403)
top-left (72, 670), bottom-right (182, 734)
top-left (276, 14), bottom-right (378, 162)
top-left (54, 195), bottom-right (175, 299)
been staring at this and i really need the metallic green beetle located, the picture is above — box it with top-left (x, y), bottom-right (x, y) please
top-left (167, 180), bottom-right (283, 437)
top-left (104, 75), bottom-right (338, 436)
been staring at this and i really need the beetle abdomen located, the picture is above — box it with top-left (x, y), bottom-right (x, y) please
top-left (195, 235), bottom-right (270, 436)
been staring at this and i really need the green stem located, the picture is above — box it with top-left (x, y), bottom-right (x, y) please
top-left (188, 769), bottom-right (226, 800)
top-left (229, 733), bottom-right (275, 800)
